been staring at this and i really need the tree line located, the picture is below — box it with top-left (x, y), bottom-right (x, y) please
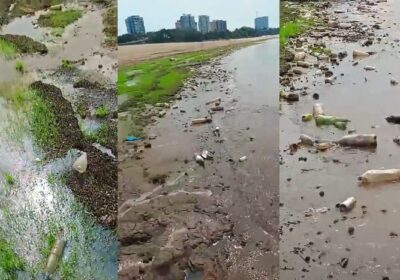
top-left (118, 27), bottom-right (279, 45)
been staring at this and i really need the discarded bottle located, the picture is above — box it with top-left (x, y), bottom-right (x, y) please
top-left (300, 134), bottom-right (314, 146)
top-left (313, 103), bottom-right (324, 117)
top-left (195, 154), bottom-right (205, 166)
top-left (192, 117), bottom-right (212, 125)
top-left (72, 152), bottom-right (87, 173)
top-left (338, 197), bottom-right (356, 212)
top-left (358, 169), bottom-right (400, 184)
top-left (316, 142), bottom-right (331, 151)
top-left (364, 65), bottom-right (376, 71)
top-left (315, 115), bottom-right (350, 126)
top-left (338, 134), bottom-right (377, 147)
top-left (386, 115), bottom-right (400, 124)
top-left (45, 237), bottom-right (66, 274)
top-left (210, 106), bottom-right (224, 112)
top-left (353, 49), bottom-right (370, 58)
top-left (126, 136), bottom-right (142, 142)
top-left (302, 114), bottom-right (313, 122)
top-left (239, 156), bottom-right (247, 162)
top-left (205, 97), bottom-right (221, 105)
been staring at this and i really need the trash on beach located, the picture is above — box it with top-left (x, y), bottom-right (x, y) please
top-left (201, 150), bottom-right (213, 160)
top-left (45, 237), bottom-right (66, 274)
top-left (73, 152), bottom-right (87, 173)
top-left (205, 97), bottom-right (221, 105)
top-left (126, 136), bottom-right (142, 142)
top-left (300, 134), bottom-right (314, 146)
top-left (364, 65), bottom-right (376, 71)
top-left (386, 115), bottom-right (400, 124)
top-left (192, 117), bottom-right (212, 125)
top-left (353, 49), bottom-right (370, 58)
top-left (280, 91), bottom-right (299, 102)
top-left (211, 106), bottom-right (224, 112)
top-left (313, 103), bottom-right (324, 117)
top-left (195, 154), bottom-right (205, 166)
top-left (316, 142), bottom-right (331, 151)
top-left (358, 169), bottom-right (400, 184)
top-left (302, 113), bottom-right (313, 122)
top-left (393, 136), bottom-right (400, 145)
top-left (239, 156), bottom-right (248, 162)
top-left (315, 115), bottom-right (350, 126)
top-left (337, 197), bottom-right (356, 212)
top-left (338, 134), bottom-right (377, 147)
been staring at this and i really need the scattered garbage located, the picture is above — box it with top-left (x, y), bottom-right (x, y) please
top-left (72, 152), bottom-right (87, 173)
top-left (337, 197), bottom-right (356, 212)
top-left (364, 65), bottom-right (376, 71)
top-left (390, 79), bottom-right (398, 86)
top-left (386, 115), bottom-right (400, 124)
top-left (201, 150), bottom-right (213, 160)
top-left (126, 136), bottom-right (142, 142)
top-left (300, 134), bottom-right (314, 146)
top-left (195, 154), bottom-right (205, 166)
top-left (358, 169), bottom-right (400, 184)
top-left (393, 136), bottom-right (400, 145)
top-left (192, 117), bottom-right (212, 125)
top-left (211, 106), bottom-right (224, 112)
top-left (45, 237), bottom-right (66, 274)
top-left (353, 49), bottom-right (370, 58)
top-left (316, 142), bottom-right (331, 151)
top-left (302, 113), bottom-right (313, 122)
top-left (315, 115), bottom-right (350, 127)
top-left (280, 91), bottom-right (299, 102)
top-left (313, 103), bottom-right (324, 117)
top-left (337, 134), bottom-right (377, 147)
top-left (205, 97), bottom-right (221, 105)
top-left (239, 156), bottom-right (248, 162)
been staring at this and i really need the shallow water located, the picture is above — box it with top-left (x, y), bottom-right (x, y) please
top-left (280, 1), bottom-right (400, 279)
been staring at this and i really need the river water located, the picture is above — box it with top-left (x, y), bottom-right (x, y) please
top-left (280, 1), bottom-right (400, 279)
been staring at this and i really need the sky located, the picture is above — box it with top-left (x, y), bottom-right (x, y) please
top-left (118, 0), bottom-right (279, 35)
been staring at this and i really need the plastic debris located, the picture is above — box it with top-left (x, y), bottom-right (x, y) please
top-left (338, 134), bottom-right (377, 147)
top-left (300, 134), bottom-right (314, 146)
top-left (192, 117), bottom-right (212, 125)
top-left (338, 197), bottom-right (356, 212)
top-left (302, 113), bottom-right (313, 122)
top-left (45, 237), bottom-right (66, 274)
top-left (239, 156), bottom-right (248, 162)
top-left (126, 136), bottom-right (142, 142)
top-left (205, 97), bottom-right (221, 105)
top-left (72, 152), bottom-right (87, 173)
top-left (313, 103), bottom-right (324, 117)
top-left (358, 169), bottom-right (400, 184)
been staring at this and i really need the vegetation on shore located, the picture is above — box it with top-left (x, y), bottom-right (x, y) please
top-left (0, 235), bottom-right (25, 279)
top-left (38, 9), bottom-right (82, 29)
top-left (0, 38), bottom-right (17, 59)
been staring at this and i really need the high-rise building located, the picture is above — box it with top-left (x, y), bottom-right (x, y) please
top-left (255, 16), bottom-right (269, 30)
top-left (125, 15), bottom-right (145, 35)
top-left (175, 14), bottom-right (197, 31)
top-left (198, 15), bottom-right (210, 34)
top-left (209, 20), bottom-right (227, 32)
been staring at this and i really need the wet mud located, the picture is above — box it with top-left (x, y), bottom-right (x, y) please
top-left (280, 0), bottom-right (400, 279)
top-left (118, 39), bottom-right (279, 279)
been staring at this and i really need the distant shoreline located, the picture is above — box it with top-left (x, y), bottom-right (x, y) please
top-left (119, 35), bottom-right (278, 65)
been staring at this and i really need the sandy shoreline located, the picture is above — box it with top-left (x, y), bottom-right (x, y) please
top-left (118, 35), bottom-right (278, 65)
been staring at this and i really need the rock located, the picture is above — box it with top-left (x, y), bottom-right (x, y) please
top-left (294, 51), bottom-right (306, 61)
top-left (353, 49), bottom-right (370, 58)
top-left (300, 134), bottom-right (314, 146)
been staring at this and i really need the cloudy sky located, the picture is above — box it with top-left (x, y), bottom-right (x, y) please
top-left (118, 0), bottom-right (279, 34)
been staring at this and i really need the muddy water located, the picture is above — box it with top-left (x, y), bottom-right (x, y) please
top-left (281, 1), bottom-right (400, 279)
top-left (119, 38), bottom-right (279, 279)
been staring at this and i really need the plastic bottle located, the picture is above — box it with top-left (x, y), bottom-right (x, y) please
top-left (72, 152), bottom-right (87, 173)
top-left (315, 115), bottom-right (350, 126)
top-left (313, 103), bottom-right (324, 117)
top-left (45, 238), bottom-right (66, 274)
top-left (300, 134), bottom-right (314, 146)
top-left (338, 134), bottom-right (377, 147)
top-left (338, 197), bottom-right (356, 212)
top-left (359, 169), bottom-right (400, 184)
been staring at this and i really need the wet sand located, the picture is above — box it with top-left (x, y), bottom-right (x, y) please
top-left (118, 40), bottom-right (279, 279)
top-left (280, 0), bottom-right (400, 279)
top-left (118, 36), bottom-right (277, 66)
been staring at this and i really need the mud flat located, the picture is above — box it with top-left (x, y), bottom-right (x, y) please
top-left (118, 35), bottom-right (277, 65)
top-left (118, 39), bottom-right (279, 279)
top-left (280, 0), bottom-right (400, 279)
